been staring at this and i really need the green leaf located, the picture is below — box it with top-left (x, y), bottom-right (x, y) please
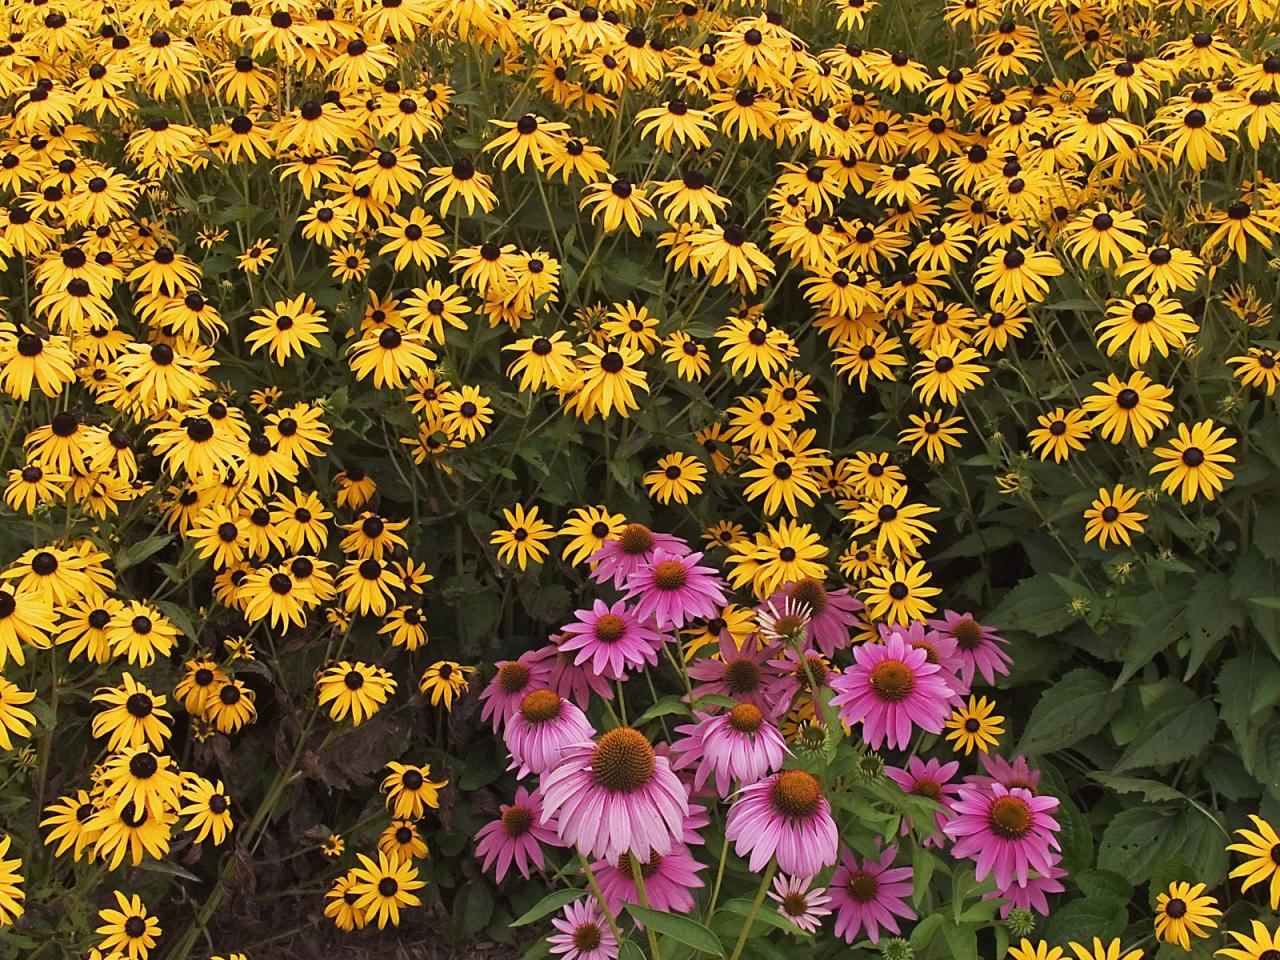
top-left (718, 898), bottom-right (812, 937)
top-left (1113, 694), bottom-right (1216, 771)
top-left (626, 905), bottom-right (725, 957)
top-left (910, 913), bottom-right (944, 952)
top-left (1090, 773), bottom-right (1188, 803)
top-left (1018, 668), bottom-right (1124, 755)
top-left (1097, 807), bottom-right (1182, 884)
top-left (155, 600), bottom-right (198, 643)
top-left (451, 881), bottom-right (494, 937)
top-left (510, 888), bottom-right (586, 927)
top-left (1043, 898), bottom-right (1127, 944)
top-left (986, 575), bottom-right (1078, 637)
top-left (634, 695), bottom-right (693, 726)
top-left (941, 920), bottom-right (978, 960)
top-left (115, 534), bottom-right (174, 572)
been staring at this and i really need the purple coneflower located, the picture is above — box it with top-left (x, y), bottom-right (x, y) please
top-left (769, 874), bottom-right (833, 934)
top-left (944, 782), bottom-right (1061, 888)
top-left (884, 756), bottom-right (961, 847)
top-left (984, 852), bottom-right (1066, 917)
top-left (625, 549), bottom-right (726, 630)
top-left (560, 599), bottom-right (662, 680)
top-left (769, 578), bottom-right (863, 657)
top-left (672, 703), bottom-right (787, 797)
top-left (590, 523), bottom-right (689, 589)
top-left (532, 639), bottom-right (615, 703)
top-left (926, 610), bottom-right (1011, 688)
top-left (829, 629), bottom-right (951, 749)
top-left (504, 688), bottom-right (594, 778)
top-left (884, 620), bottom-right (967, 702)
top-left (725, 769), bottom-right (838, 877)
top-left (756, 596), bottom-right (813, 645)
top-left (591, 842), bottom-right (706, 914)
top-left (475, 787), bottom-right (561, 882)
top-left (971, 753), bottom-right (1041, 794)
top-left (765, 647), bottom-right (835, 712)
top-left (688, 632), bottom-right (778, 715)
top-left (548, 899), bottom-right (618, 960)
top-left (682, 801), bottom-right (710, 845)
top-left (829, 845), bottom-right (916, 944)
top-left (540, 726), bottom-right (688, 861)
top-left (479, 652), bottom-right (554, 732)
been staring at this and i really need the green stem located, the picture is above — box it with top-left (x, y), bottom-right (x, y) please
top-left (629, 855), bottom-right (663, 960)
top-left (727, 860), bottom-right (777, 960)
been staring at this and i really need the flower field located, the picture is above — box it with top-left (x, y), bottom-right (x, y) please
top-left (0, 0), bottom-right (1279, 956)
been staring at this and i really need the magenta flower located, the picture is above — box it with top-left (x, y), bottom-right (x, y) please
top-left (881, 620), bottom-right (967, 702)
top-left (625, 549), bottom-right (726, 630)
top-left (548, 899), bottom-right (618, 960)
top-left (682, 801), bottom-right (710, 846)
top-left (971, 753), bottom-right (1042, 794)
top-left (769, 874), bottom-right (833, 934)
top-left (767, 578), bottom-right (863, 657)
top-left (829, 630), bottom-right (951, 749)
top-left (590, 842), bottom-right (706, 914)
top-left (926, 610), bottom-right (1011, 688)
top-left (532, 639), bottom-right (615, 703)
top-left (984, 853), bottom-right (1066, 917)
top-left (475, 787), bottom-right (561, 882)
top-left (765, 647), bottom-right (835, 712)
top-left (590, 523), bottom-right (689, 589)
top-left (540, 726), bottom-right (689, 861)
top-left (829, 845), bottom-right (916, 944)
top-left (479, 652), bottom-right (554, 732)
top-left (885, 756), bottom-right (961, 847)
top-left (688, 632), bottom-right (778, 715)
top-left (944, 782), bottom-right (1061, 888)
top-left (560, 599), bottom-right (663, 680)
top-left (672, 703), bottom-right (787, 797)
top-left (504, 688), bottom-right (595, 778)
top-left (725, 770), bottom-right (838, 877)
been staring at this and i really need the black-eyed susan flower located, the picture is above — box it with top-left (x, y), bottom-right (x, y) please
top-left (1150, 419), bottom-right (1237, 503)
top-left (491, 503), bottom-right (556, 570)
top-left (1154, 881), bottom-right (1220, 950)
top-left (944, 696), bottom-right (1005, 755)
top-left (1083, 485), bottom-right (1148, 549)
top-left (644, 453), bottom-right (707, 505)
top-left (1082, 372), bottom-right (1174, 447)
top-left (317, 661), bottom-right (396, 726)
top-left (95, 891), bottom-right (161, 959)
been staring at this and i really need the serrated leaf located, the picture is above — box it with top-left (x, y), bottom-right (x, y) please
top-left (115, 534), bottom-right (174, 572)
top-left (1114, 695), bottom-right (1216, 771)
top-left (1018, 668), bottom-right (1124, 755)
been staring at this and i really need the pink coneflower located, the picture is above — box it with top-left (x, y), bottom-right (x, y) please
top-left (885, 757), bottom-right (961, 848)
top-left (591, 842), bottom-right (706, 914)
top-left (830, 846), bottom-right (916, 944)
top-left (829, 630), bottom-right (951, 750)
top-left (765, 647), bottom-right (836, 712)
top-left (971, 753), bottom-right (1042, 794)
top-left (883, 620), bottom-right (967, 702)
top-left (725, 770), bottom-right (838, 877)
top-left (769, 578), bottom-right (863, 657)
top-left (590, 524), bottom-right (689, 589)
top-left (560, 599), bottom-right (663, 680)
top-left (480, 652), bottom-right (554, 732)
top-left (532, 639), bottom-right (615, 703)
top-left (548, 899), bottom-right (618, 960)
top-left (688, 632), bottom-right (778, 715)
top-left (672, 703), bottom-right (787, 797)
top-left (769, 874), bottom-right (833, 934)
top-left (504, 688), bottom-right (595, 778)
top-left (625, 549), bottom-right (726, 630)
top-left (475, 787), bottom-right (561, 882)
top-left (756, 596), bottom-right (813, 645)
top-left (683, 801), bottom-right (710, 845)
top-left (985, 853), bottom-right (1066, 917)
top-left (540, 726), bottom-right (688, 861)
top-left (926, 610), bottom-right (1011, 688)
top-left (944, 782), bottom-right (1061, 889)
